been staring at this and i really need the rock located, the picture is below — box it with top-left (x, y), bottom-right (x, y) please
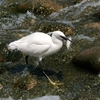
top-left (72, 46), bottom-right (100, 74)
top-left (0, 83), bottom-right (3, 90)
top-left (74, 94), bottom-right (99, 100)
top-left (6, 50), bottom-right (22, 62)
top-left (3, 0), bottom-right (62, 15)
top-left (0, 42), bottom-right (22, 62)
top-left (32, 95), bottom-right (60, 100)
top-left (13, 75), bottom-right (37, 90)
top-left (0, 42), bottom-right (7, 62)
top-left (0, 95), bottom-right (60, 100)
top-left (17, 0), bottom-right (63, 15)
top-left (0, 51), bottom-right (5, 62)
top-left (93, 10), bottom-right (100, 20)
top-left (84, 22), bottom-right (100, 29)
top-left (37, 21), bottom-right (73, 35)
top-left (27, 78), bottom-right (37, 90)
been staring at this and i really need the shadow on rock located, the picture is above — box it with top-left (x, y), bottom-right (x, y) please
top-left (9, 64), bottom-right (63, 80)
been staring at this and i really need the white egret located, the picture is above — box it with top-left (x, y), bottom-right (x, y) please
top-left (8, 31), bottom-right (72, 86)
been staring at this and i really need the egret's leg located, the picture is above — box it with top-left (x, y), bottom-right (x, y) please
top-left (22, 55), bottom-right (29, 71)
top-left (25, 55), bottom-right (29, 64)
top-left (20, 55), bottom-right (29, 76)
top-left (38, 61), bottom-right (63, 87)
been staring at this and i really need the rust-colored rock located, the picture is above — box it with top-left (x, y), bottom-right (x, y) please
top-left (27, 78), bottom-right (37, 90)
top-left (3, 0), bottom-right (63, 15)
top-left (84, 22), bottom-right (100, 29)
top-left (16, 0), bottom-right (63, 15)
top-left (13, 75), bottom-right (37, 90)
top-left (72, 46), bottom-right (100, 74)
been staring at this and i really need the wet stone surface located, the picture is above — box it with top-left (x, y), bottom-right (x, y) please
top-left (72, 46), bottom-right (100, 74)
top-left (0, 46), bottom-right (100, 99)
top-left (0, 0), bottom-right (100, 100)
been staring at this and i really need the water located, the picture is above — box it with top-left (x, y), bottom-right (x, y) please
top-left (49, 0), bottom-right (100, 24)
top-left (0, 0), bottom-right (4, 5)
top-left (0, 11), bottom-right (36, 30)
top-left (0, 0), bottom-right (100, 100)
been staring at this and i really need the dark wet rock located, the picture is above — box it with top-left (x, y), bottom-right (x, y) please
top-left (21, 19), bottom-right (73, 35)
top-left (72, 0), bottom-right (83, 4)
top-left (17, 0), bottom-right (62, 16)
top-left (0, 52), bottom-right (5, 62)
top-left (0, 42), bottom-right (22, 62)
top-left (13, 75), bottom-right (37, 90)
top-left (0, 64), bottom-right (8, 74)
top-left (72, 46), bottom-right (100, 74)
top-left (52, 0), bottom-right (82, 7)
top-left (93, 10), bottom-right (100, 21)
top-left (49, 0), bottom-right (100, 25)
top-left (74, 94), bottom-right (100, 100)
top-left (0, 83), bottom-right (3, 90)
top-left (6, 50), bottom-right (22, 62)
top-left (3, 0), bottom-right (63, 16)
top-left (36, 21), bottom-right (73, 35)
top-left (0, 42), bottom-right (7, 62)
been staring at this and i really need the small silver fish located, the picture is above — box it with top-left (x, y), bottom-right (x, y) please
top-left (66, 36), bottom-right (72, 49)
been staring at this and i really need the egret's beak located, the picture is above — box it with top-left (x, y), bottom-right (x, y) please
top-left (60, 36), bottom-right (72, 43)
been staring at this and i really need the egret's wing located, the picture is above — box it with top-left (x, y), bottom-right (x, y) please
top-left (27, 44), bottom-right (51, 56)
top-left (18, 41), bottom-right (50, 57)
top-left (19, 32), bottom-right (52, 45)
top-left (13, 32), bottom-right (52, 56)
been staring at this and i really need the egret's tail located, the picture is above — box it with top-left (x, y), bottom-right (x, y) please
top-left (8, 41), bottom-right (18, 51)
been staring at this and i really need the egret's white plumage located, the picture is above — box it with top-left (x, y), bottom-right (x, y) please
top-left (8, 31), bottom-right (72, 86)
top-left (8, 31), bottom-right (71, 61)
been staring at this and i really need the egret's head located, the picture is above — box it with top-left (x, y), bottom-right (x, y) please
top-left (51, 31), bottom-right (72, 49)
top-left (48, 31), bottom-right (72, 49)
top-left (51, 31), bottom-right (66, 40)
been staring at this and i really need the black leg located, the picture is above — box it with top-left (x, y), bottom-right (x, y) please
top-left (37, 61), bottom-right (44, 72)
top-left (39, 60), bottom-right (42, 67)
top-left (25, 55), bottom-right (29, 64)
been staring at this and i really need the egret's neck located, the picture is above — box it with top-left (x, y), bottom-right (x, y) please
top-left (42, 35), bottom-right (63, 57)
top-left (52, 35), bottom-right (63, 49)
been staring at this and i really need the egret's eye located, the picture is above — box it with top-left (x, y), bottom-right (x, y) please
top-left (50, 34), bottom-right (52, 36)
top-left (47, 32), bottom-right (52, 36)
top-left (60, 35), bottom-right (66, 40)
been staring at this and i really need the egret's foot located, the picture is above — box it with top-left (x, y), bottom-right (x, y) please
top-left (49, 80), bottom-right (63, 87)
top-left (42, 71), bottom-right (63, 87)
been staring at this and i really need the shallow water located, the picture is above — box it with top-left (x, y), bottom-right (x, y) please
top-left (0, 0), bottom-right (100, 100)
